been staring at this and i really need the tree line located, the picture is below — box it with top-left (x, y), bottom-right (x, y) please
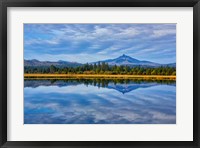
top-left (24, 62), bottom-right (176, 75)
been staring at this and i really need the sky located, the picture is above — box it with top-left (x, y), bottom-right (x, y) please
top-left (24, 24), bottom-right (176, 64)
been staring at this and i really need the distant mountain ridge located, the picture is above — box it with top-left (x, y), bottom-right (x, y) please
top-left (24, 59), bottom-right (82, 67)
top-left (24, 54), bottom-right (176, 67)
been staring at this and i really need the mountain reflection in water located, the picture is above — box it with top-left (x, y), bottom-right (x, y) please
top-left (24, 79), bottom-right (175, 94)
top-left (24, 79), bottom-right (176, 124)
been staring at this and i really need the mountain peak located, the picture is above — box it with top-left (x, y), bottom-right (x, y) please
top-left (121, 54), bottom-right (128, 57)
top-left (91, 54), bottom-right (162, 67)
top-left (118, 54), bottom-right (130, 59)
top-left (118, 54), bottom-right (136, 61)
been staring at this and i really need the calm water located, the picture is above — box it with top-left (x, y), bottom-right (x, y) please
top-left (24, 79), bottom-right (176, 124)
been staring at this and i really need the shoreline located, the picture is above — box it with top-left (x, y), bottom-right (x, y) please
top-left (24, 74), bottom-right (176, 80)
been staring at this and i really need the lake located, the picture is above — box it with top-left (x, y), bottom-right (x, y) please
top-left (24, 79), bottom-right (176, 124)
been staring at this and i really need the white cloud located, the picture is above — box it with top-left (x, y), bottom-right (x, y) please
top-left (24, 24), bottom-right (176, 63)
top-left (152, 29), bottom-right (176, 38)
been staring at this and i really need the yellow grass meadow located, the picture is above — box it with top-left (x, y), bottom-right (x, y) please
top-left (24, 74), bottom-right (176, 80)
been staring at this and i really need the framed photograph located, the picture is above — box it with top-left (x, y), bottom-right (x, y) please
top-left (0, 0), bottom-right (199, 147)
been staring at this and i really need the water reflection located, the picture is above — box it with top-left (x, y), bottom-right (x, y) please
top-left (24, 79), bottom-right (176, 94)
top-left (24, 79), bottom-right (176, 124)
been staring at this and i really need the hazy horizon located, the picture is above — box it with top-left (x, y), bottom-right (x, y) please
top-left (24, 24), bottom-right (176, 64)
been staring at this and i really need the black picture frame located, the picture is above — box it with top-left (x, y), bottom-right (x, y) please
top-left (0, 0), bottom-right (200, 147)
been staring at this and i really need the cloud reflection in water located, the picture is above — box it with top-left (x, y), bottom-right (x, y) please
top-left (24, 79), bottom-right (176, 124)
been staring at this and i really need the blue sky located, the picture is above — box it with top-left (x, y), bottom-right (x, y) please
top-left (24, 24), bottom-right (176, 64)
